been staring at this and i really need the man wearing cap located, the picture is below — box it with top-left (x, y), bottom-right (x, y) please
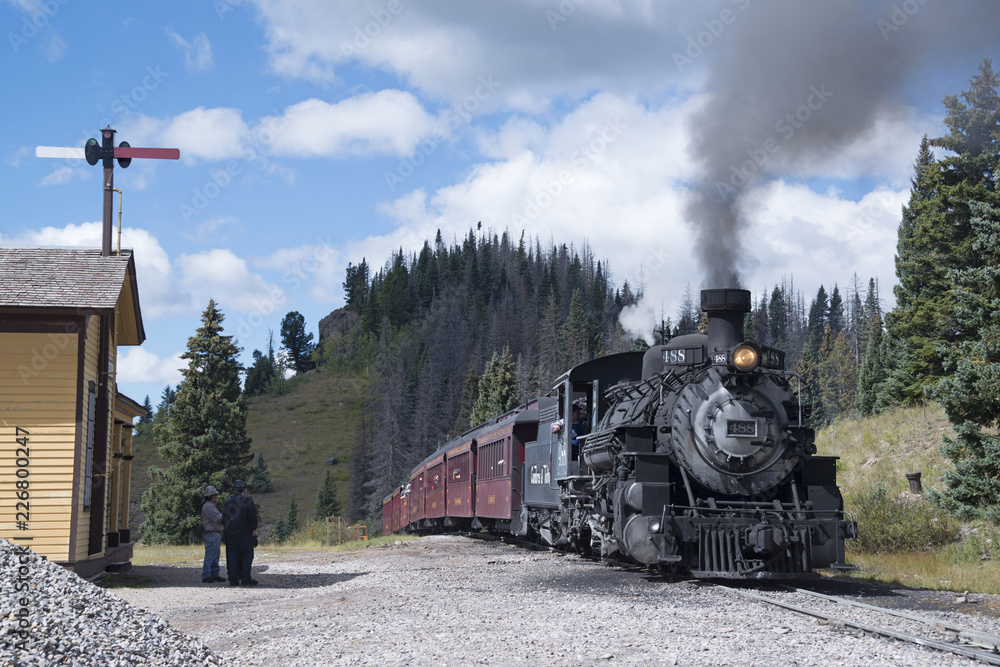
top-left (223, 480), bottom-right (259, 586)
top-left (201, 486), bottom-right (225, 583)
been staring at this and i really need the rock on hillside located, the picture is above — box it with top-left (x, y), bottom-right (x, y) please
top-left (317, 308), bottom-right (359, 342)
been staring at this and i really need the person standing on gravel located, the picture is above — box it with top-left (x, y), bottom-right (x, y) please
top-left (223, 479), bottom-right (259, 586)
top-left (201, 486), bottom-right (226, 583)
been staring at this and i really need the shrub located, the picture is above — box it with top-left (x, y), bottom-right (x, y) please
top-left (847, 484), bottom-right (961, 554)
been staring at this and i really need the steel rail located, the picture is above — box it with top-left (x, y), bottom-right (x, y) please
top-left (777, 584), bottom-right (1000, 653)
top-left (719, 585), bottom-right (1000, 665)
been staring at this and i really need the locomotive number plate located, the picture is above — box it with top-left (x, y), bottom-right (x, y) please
top-left (662, 347), bottom-right (704, 365)
top-left (726, 420), bottom-right (758, 437)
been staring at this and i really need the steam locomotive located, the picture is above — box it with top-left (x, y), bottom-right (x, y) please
top-left (382, 289), bottom-right (857, 578)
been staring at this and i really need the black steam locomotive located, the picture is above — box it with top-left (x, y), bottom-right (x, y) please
top-left (383, 289), bottom-right (856, 578)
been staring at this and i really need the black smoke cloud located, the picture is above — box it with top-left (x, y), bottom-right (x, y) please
top-left (683, 0), bottom-right (1000, 288)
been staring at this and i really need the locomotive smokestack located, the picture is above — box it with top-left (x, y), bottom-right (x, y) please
top-left (701, 289), bottom-right (751, 358)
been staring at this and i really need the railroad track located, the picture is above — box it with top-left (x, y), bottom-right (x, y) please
top-left (716, 583), bottom-right (1000, 665)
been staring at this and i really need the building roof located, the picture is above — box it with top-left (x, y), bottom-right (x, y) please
top-left (0, 248), bottom-right (145, 344)
top-left (0, 248), bottom-right (134, 309)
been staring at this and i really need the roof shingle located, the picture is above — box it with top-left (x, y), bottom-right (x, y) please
top-left (0, 248), bottom-right (133, 309)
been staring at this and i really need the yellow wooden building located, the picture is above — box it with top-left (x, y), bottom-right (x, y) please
top-left (0, 248), bottom-right (147, 576)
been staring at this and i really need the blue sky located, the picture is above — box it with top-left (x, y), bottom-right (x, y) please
top-left (1, 0), bottom-right (996, 405)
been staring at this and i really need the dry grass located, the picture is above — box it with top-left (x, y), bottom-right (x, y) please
top-left (132, 544), bottom-right (202, 566)
top-left (818, 402), bottom-right (955, 499)
top-left (818, 403), bottom-right (1000, 594)
top-left (842, 551), bottom-right (1000, 596)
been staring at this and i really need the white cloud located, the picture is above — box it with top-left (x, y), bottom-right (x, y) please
top-left (248, 0), bottom-right (684, 109)
top-left (260, 90), bottom-right (438, 158)
top-left (162, 107), bottom-right (248, 161)
top-left (176, 248), bottom-right (287, 315)
top-left (117, 347), bottom-right (184, 385)
top-left (45, 32), bottom-right (66, 61)
top-left (39, 165), bottom-right (88, 187)
top-left (118, 90), bottom-right (437, 164)
top-left (167, 29), bottom-right (215, 73)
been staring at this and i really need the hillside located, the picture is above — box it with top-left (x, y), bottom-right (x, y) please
top-left (128, 369), bottom-right (369, 539)
top-left (816, 402), bottom-right (955, 503)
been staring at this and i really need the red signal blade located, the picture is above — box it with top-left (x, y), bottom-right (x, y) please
top-left (113, 147), bottom-right (180, 160)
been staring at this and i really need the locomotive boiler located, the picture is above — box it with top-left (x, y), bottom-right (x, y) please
top-left (384, 288), bottom-right (856, 578)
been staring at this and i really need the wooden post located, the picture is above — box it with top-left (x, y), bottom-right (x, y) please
top-left (119, 428), bottom-right (133, 543)
top-left (325, 517), bottom-right (330, 547)
top-left (107, 422), bottom-right (123, 547)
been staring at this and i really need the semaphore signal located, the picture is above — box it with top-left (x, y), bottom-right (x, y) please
top-left (36, 126), bottom-right (179, 256)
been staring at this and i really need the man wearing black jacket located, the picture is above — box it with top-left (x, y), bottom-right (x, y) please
top-left (223, 479), bottom-right (259, 586)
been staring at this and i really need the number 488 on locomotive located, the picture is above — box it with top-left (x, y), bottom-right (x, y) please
top-left (384, 289), bottom-right (857, 578)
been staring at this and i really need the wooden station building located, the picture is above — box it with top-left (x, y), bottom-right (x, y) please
top-left (0, 248), bottom-right (147, 576)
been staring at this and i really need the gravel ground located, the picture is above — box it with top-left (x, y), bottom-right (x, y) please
top-left (0, 539), bottom-right (223, 667)
top-left (106, 535), bottom-right (1000, 666)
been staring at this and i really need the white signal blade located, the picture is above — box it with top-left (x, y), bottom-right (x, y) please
top-left (36, 146), bottom-right (85, 159)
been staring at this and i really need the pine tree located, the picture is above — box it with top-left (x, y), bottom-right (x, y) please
top-left (137, 395), bottom-right (153, 431)
top-left (273, 517), bottom-right (289, 543)
top-left (470, 347), bottom-right (518, 426)
top-left (676, 284), bottom-right (700, 335)
top-left (828, 285), bottom-right (844, 334)
top-left (819, 332), bottom-right (858, 422)
top-left (140, 300), bottom-right (255, 544)
top-left (888, 60), bottom-right (1000, 397)
top-left (315, 470), bottom-right (343, 519)
top-left (768, 285), bottom-right (787, 349)
top-left (248, 453), bottom-right (274, 493)
top-left (280, 311), bottom-right (316, 374)
top-left (855, 313), bottom-right (886, 417)
top-left (563, 288), bottom-right (589, 367)
top-left (286, 495), bottom-right (300, 535)
top-left (244, 331), bottom-right (277, 396)
top-left (454, 363), bottom-right (480, 434)
top-left (930, 173), bottom-right (1000, 521)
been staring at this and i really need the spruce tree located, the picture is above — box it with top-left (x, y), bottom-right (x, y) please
top-left (767, 285), bottom-right (787, 349)
top-left (855, 313), bottom-right (885, 417)
top-left (137, 395), bottom-right (153, 431)
top-left (273, 517), bottom-right (289, 543)
top-left (248, 453), bottom-right (274, 493)
top-left (454, 363), bottom-right (479, 433)
top-left (564, 288), bottom-right (589, 367)
top-left (315, 470), bottom-right (343, 519)
top-left (888, 60), bottom-right (1000, 398)
top-left (244, 331), bottom-right (277, 396)
top-left (930, 174), bottom-right (1000, 521)
top-left (286, 495), bottom-right (300, 535)
top-left (140, 300), bottom-right (254, 544)
top-left (828, 285), bottom-right (844, 334)
top-left (819, 332), bottom-right (858, 422)
top-left (280, 311), bottom-right (316, 374)
top-left (470, 347), bottom-right (519, 426)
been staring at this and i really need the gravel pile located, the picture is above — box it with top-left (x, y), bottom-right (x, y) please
top-left (0, 538), bottom-right (227, 666)
top-left (111, 535), bottom-right (999, 666)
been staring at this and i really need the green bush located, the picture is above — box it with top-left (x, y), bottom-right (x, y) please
top-left (847, 484), bottom-right (961, 554)
top-left (942, 524), bottom-right (1000, 564)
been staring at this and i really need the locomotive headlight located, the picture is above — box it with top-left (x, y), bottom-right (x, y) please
top-left (731, 343), bottom-right (760, 372)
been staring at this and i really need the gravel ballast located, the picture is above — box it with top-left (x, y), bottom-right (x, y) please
top-left (0, 538), bottom-right (225, 666)
top-left (100, 535), bottom-right (1000, 666)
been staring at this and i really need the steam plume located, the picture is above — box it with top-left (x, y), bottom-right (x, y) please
top-left (684, 0), bottom-right (1000, 288)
